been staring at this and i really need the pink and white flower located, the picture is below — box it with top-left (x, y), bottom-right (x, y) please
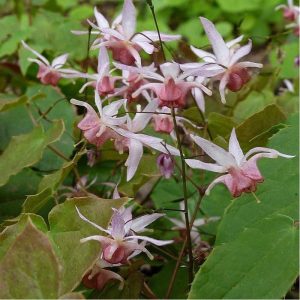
top-left (184, 18), bottom-right (263, 103)
top-left (157, 153), bottom-right (175, 179)
top-left (276, 0), bottom-right (300, 22)
top-left (21, 40), bottom-right (72, 86)
top-left (70, 92), bottom-right (126, 147)
top-left (82, 259), bottom-right (124, 290)
top-left (77, 206), bottom-right (172, 264)
top-left (79, 0), bottom-right (180, 65)
top-left (71, 47), bottom-right (122, 96)
top-left (185, 129), bottom-right (294, 197)
top-left (132, 62), bottom-right (212, 108)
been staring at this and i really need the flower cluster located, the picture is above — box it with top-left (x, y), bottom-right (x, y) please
top-left (19, 0), bottom-right (297, 293)
top-left (21, 0), bottom-right (294, 197)
top-left (77, 205), bottom-right (172, 289)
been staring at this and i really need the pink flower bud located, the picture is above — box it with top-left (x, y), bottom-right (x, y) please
top-left (103, 244), bottom-right (126, 264)
top-left (96, 76), bottom-right (115, 96)
top-left (227, 67), bottom-right (250, 92)
top-left (157, 154), bottom-right (175, 179)
top-left (283, 8), bottom-right (297, 21)
top-left (37, 64), bottom-right (61, 86)
top-left (153, 114), bottom-right (174, 133)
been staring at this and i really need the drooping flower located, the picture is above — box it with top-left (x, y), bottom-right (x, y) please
top-left (82, 259), bottom-right (124, 290)
top-left (69, 47), bottom-right (122, 96)
top-left (132, 62), bottom-right (213, 108)
top-left (152, 106), bottom-right (174, 133)
top-left (113, 62), bottom-right (157, 102)
top-left (76, 0), bottom-right (180, 65)
top-left (185, 129), bottom-right (294, 197)
top-left (70, 92), bottom-right (126, 148)
top-left (77, 206), bottom-right (172, 264)
top-left (184, 18), bottom-right (263, 103)
top-left (168, 201), bottom-right (220, 244)
top-left (21, 40), bottom-right (73, 86)
top-left (276, 0), bottom-right (300, 22)
top-left (157, 153), bottom-right (175, 179)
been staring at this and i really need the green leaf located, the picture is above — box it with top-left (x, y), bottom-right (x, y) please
top-left (216, 0), bottom-right (262, 12)
top-left (0, 213), bottom-right (48, 260)
top-left (189, 114), bottom-right (299, 299)
top-left (119, 155), bottom-right (160, 196)
top-left (233, 90), bottom-right (275, 122)
top-left (208, 112), bottom-right (237, 139)
top-left (270, 42), bottom-right (299, 79)
top-left (0, 221), bottom-right (61, 299)
top-left (48, 196), bottom-right (128, 295)
top-left (23, 149), bottom-right (86, 213)
top-left (0, 120), bottom-right (64, 187)
top-left (0, 95), bottom-right (28, 112)
top-left (235, 104), bottom-right (286, 151)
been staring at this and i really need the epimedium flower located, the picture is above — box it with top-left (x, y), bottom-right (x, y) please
top-left (21, 40), bottom-right (73, 86)
top-left (68, 47), bottom-right (122, 96)
top-left (70, 91), bottom-right (127, 148)
top-left (76, 206), bottom-right (173, 264)
top-left (185, 129), bottom-right (294, 197)
top-left (185, 17), bottom-right (263, 103)
top-left (112, 103), bottom-right (180, 181)
top-left (131, 62), bottom-right (213, 108)
top-left (157, 153), bottom-right (175, 179)
top-left (82, 259), bottom-right (124, 291)
top-left (113, 62), bottom-right (157, 102)
top-left (77, 0), bottom-right (180, 65)
top-left (276, 0), bottom-right (300, 22)
top-left (152, 106), bottom-right (174, 133)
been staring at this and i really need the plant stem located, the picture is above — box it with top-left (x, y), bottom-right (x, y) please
top-left (165, 192), bottom-right (204, 298)
top-left (171, 107), bottom-right (194, 285)
top-left (146, 0), bottom-right (166, 61)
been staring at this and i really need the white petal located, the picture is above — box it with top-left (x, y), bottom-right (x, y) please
top-left (219, 73), bottom-right (229, 104)
top-left (244, 147), bottom-right (295, 160)
top-left (102, 99), bottom-right (125, 117)
top-left (235, 61), bottom-right (263, 69)
top-left (21, 40), bottom-right (50, 66)
top-left (137, 31), bottom-right (181, 42)
top-left (190, 134), bottom-right (236, 168)
top-left (131, 213), bottom-right (164, 233)
top-left (75, 206), bottom-right (110, 234)
top-left (160, 62), bottom-right (180, 78)
top-left (226, 35), bottom-right (244, 48)
top-left (134, 41), bottom-right (155, 54)
top-left (200, 17), bottom-right (230, 66)
top-left (229, 40), bottom-right (253, 66)
top-left (130, 99), bottom-right (159, 132)
top-left (125, 235), bottom-right (173, 246)
top-left (205, 174), bottom-right (228, 195)
top-left (122, 0), bottom-right (136, 39)
top-left (190, 45), bottom-right (216, 62)
top-left (126, 139), bottom-right (144, 181)
top-left (228, 128), bottom-right (244, 165)
top-left (51, 53), bottom-right (68, 69)
top-left (192, 88), bottom-right (205, 113)
top-left (97, 47), bottom-right (110, 77)
top-left (94, 7), bottom-right (109, 29)
top-left (185, 159), bottom-right (226, 173)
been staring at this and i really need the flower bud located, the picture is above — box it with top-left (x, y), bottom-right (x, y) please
top-left (227, 67), bottom-right (250, 92)
top-left (157, 154), bottom-right (175, 179)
